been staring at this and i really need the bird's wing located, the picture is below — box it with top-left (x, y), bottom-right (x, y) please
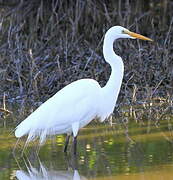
top-left (15, 79), bottom-right (101, 140)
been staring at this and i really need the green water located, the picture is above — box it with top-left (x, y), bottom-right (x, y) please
top-left (0, 112), bottom-right (173, 180)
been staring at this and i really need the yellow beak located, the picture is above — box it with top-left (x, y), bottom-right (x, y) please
top-left (124, 30), bottom-right (153, 41)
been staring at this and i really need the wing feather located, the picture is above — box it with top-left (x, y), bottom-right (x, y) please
top-left (15, 79), bottom-right (101, 143)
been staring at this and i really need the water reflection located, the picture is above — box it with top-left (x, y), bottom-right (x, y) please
top-left (16, 168), bottom-right (83, 180)
top-left (15, 155), bottom-right (87, 180)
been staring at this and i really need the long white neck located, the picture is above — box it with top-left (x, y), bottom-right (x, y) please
top-left (102, 33), bottom-right (124, 103)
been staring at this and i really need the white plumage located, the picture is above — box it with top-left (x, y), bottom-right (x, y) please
top-left (15, 79), bottom-right (102, 144)
top-left (15, 26), bottom-right (152, 151)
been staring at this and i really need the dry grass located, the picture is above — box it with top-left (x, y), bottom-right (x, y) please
top-left (0, 0), bottom-right (172, 115)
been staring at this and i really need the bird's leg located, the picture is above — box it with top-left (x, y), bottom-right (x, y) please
top-left (73, 136), bottom-right (78, 155)
top-left (64, 134), bottom-right (71, 153)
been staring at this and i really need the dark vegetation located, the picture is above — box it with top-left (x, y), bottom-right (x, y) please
top-left (0, 0), bottom-right (172, 117)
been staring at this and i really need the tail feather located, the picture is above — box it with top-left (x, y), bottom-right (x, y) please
top-left (26, 130), bottom-right (37, 143)
top-left (15, 124), bottom-right (30, 138)
top-left (39, 129), bottom-right (47, 145)
top-left (15, 117), bottom-right (34, 138)
top-left (15, 120), bottom-right (49, 145)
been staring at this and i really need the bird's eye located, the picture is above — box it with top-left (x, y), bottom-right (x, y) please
top-left (122, 30), bottom-right (125, 34)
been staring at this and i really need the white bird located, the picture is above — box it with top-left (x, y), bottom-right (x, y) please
top-left (15, 26), bottom-right (152, 154)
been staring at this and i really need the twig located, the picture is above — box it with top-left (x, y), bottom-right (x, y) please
top-left (0, 93), bottom-right (12, 114)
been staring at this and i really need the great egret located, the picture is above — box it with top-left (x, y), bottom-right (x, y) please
top-left (15, 26), bottom-right (152, 154)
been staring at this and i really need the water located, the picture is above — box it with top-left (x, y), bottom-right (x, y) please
top-left (0, 109), bottom-right (173, 180)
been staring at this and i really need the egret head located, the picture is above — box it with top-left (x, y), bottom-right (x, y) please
top-left (105, 26), bottom-right (153, 41)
